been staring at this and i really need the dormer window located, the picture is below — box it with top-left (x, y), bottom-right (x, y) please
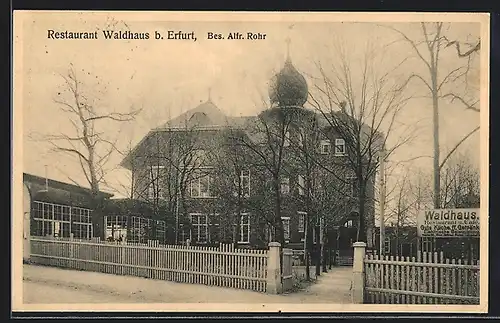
top-left (320, 140), bottom-right (331, 154)
top-left (335, 138), bottom-right (346, 156)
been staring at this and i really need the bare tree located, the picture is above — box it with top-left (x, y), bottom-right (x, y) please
top-left (378, 22), bottom-right (480, 208)
top-left (232, 107), bottom-right (294, 247)
top-left (308, 40), bottom-right (416, 246)
top-left (31, 65), bottom-right (140, 238)
top-left (212, 127), bottom-right (252, 248)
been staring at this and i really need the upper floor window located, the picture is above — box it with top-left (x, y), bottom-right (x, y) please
top-left (335, 138), bottom-right (346, 156)
top-left (148, 165), bottom-right (165, 200)
top-left (235, 170), bottom-right (251, 197)
top-left (189, 149), bottom-right (207, 167)
top-left (346, 174), bottom-right (358, 198)
top-left (298, 128), bottom-right (305, 147)
top-left (190, 173), bottom-right (213, 198)
top-left (344, 219), bottom-right (354, 228)
top-left (281, 177), bottom-right (290, 194)
top-left (284, 131), bottom-right (291, 147)
top-left (297, 175), bottom-right (305, 196)
top-left (320, 139), bottom-right (331, 154)
top-left (281, 216), bottom-right (291, 241)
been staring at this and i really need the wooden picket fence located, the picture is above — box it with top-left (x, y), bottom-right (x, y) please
top-left (364, 251), bottom-right (480, 304)
top-left (30, 237), bottom-right (269, 293)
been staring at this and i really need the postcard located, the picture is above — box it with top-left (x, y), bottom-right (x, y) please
top-left (12, 10), bottom-right (489, 313)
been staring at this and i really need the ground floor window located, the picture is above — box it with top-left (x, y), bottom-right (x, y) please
top-left (190, 213), bottom-right (208, 244)
top-left (104, 215), bottom-right (128, 241)
top-left (281, 217), bottom-right (290, 241)
top-left (237, 213), bottom-right (250, 243)
top-left (31, 201), bottom-right (92, 239)
top-left (298, 211), bottom-right (306, 233)
top-left (129, 216), bottom-right (153, 244)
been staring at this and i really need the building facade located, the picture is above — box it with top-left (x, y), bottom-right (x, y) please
top-left (121, 52), bottom-right (381, 253)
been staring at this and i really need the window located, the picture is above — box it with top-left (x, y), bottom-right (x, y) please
top-left (297, 175), bottom-right (305, 195)
top-left (298, 128), bottom-right (305, 147)
top-left (335, 138), bottom-right (346, 156)
top-left (346, 174), bottom-right (358, 198)
top-left (237, 213), bottom-right (250, 243)
top-left (104, 215), bottom-right (128, 241)
top-left (156, 220), bottom-right (166, 243)
top-left (148, 165), bottom-right (165, 200)
top-left (190, 173), bottom-right (212, 198)
top-left (129, 216), bottom-right (152, 243)
top-left (191, 213), bottom-right (208, 243)
top-left (209, 214), bottom-right (220, 244)
top-left (384, 237), bottom-right (391, 254)
top-left (281, 177), bottom-right (290, 194)
top-left (344, 219), bottom-right (354, 228)
top-left (32, 201), bottom-right (92, 239)
top-left (235, 170), bottom-right (251, 197)
top-left (192, 149), bottom-right (207, 166)
top-left (281, 217), bottom-right (290, 241)
top-left (298, 211), bottom-right (307, 232)
top-left (320, 139), bottom-right (331, 154)
top-left (284, 131), bottom-right (291, 147)
top-left (179, 223), bottom-right (190, 244)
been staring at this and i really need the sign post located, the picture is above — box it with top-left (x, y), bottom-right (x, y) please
top-left (417, 208), bottom-right (480, 238)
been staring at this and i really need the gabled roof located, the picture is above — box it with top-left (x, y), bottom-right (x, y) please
top-left (120, 100), bottom-right (256, 169)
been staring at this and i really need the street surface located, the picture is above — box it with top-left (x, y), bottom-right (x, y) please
top-left (22, 264), bottom-right (352, 304)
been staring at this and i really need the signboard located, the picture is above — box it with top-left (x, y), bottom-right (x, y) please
top-left (417, 208), bottom-right (480, 238)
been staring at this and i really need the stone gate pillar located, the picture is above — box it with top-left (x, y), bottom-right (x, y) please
top-left (352, 241), bottom-right (366, 304)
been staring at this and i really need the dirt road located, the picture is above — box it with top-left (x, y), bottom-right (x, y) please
top-left (22, 264), bottom-right (352, 304)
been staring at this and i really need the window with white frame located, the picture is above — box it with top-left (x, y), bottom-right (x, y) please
top-left (237, 213), bottom-right (250, 243)
top-left (32, 201), bottom-right (93, 239)
top-left (148, 165), bottom-right (165, 200)
top-left (297, 175), bottom-right (305, 195)
top-left (190, 213), bottom-right (208, 243)
top-left (284, 131), bottom-right (291, 147)
top-left (281, 177), bottom-right (290, 194)
top-left (344, 219), bottom-right (354, 228)
top-left (281, 217), bottom-right (290, 241)
top-left (235, 170), bottom-right (251, 197)
top-left (320, 139), bottom-right (331, 154)
top-left (334, 138), bottom-right (346, 156)
top-left (190, 173), bottom-right (212, 198)
top-left (298, 211), bottom-right (307, 232)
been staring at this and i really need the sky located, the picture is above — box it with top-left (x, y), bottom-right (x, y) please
top-left (16, 12), bottom-right (486, 208)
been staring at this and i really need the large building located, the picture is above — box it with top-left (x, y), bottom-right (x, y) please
top-left (120, 50), bottom-right (382, 254)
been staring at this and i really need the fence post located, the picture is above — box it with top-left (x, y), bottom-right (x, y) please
top-left (266, 242), bottom-right (282, 294)
top-left (352, 241), bottom-right (366, 304)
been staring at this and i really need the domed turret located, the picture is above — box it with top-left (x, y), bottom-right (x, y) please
top-left (268, 39), bottom-right (308, 107)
